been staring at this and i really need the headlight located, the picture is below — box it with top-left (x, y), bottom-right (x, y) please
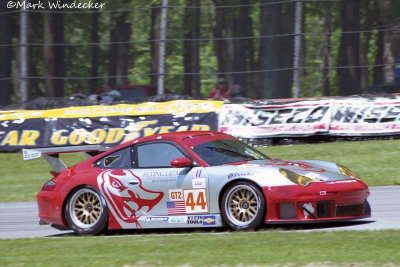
top-left (279, 168), bottom-right (316, 186)
top-left (337, 164), bottom-right (360, 179)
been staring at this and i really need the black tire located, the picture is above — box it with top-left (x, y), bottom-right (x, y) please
top-left (221, 181), bottom-right (266, 230)
top-left (64, 186), bottom-right (108, 235)
top-left (366, 201), bottom-right (371, 214)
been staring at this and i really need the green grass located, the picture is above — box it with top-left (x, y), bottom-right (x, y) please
top-left (0, 139), bottom-right (399, 202)
top-left (0, 230), bottom-right (400, 266)
top-left (0, 153), bottom-right (86, 202)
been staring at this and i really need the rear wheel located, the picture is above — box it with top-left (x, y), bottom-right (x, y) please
top-left (64, 186), bottom-right (108, 235)
top-left (221, 182), bottom-right (265, 230)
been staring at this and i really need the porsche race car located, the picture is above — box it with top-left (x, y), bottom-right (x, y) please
top-left (23, 131), bottom-right (370, 235)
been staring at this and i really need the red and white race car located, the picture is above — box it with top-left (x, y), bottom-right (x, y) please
top-left (23, 131), bottom-right (370, 235)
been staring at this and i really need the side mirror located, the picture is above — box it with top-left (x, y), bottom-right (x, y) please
top-left (171, 157), bottom-right (193, 168)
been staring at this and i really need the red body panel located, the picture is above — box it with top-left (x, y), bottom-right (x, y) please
top-left (263, 179), bottom-right (370, 223)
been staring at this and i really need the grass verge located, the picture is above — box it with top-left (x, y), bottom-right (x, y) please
top-left (0, 139), bottom-right (399, 202)
top-left (1, 230), bottom-right (400, 267)
top-left (0, 153), bottom-right (86, 202)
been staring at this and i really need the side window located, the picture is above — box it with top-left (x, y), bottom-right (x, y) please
top-left (94, 147), bottom-right (132, 169)
top-left (137, 142), bottom-right (185, 168)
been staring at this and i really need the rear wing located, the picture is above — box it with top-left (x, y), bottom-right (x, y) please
top-left (22, 145), bottom-right (109, 173)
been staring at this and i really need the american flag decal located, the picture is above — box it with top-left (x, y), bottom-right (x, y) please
top-left (167, 201), bottom-right (186, 215)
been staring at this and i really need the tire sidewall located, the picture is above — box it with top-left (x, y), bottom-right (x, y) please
top-left (221, 181), bottom-right (266, 230)
top-left (64, 185), bottom-right (108, 235)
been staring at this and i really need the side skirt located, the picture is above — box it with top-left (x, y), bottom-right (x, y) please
top-left (118, 214), bottom-right (225, 229)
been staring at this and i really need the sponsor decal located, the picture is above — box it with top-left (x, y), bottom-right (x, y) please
top-left (236, 164), bottom-right (259, 169)
top-left (192, 169), bottom-right (203, 178)
top-left (265, 160), bottom-right (326, 173)
top-left (186, 216), bottom-right (216, 225)
top-left (192, 178), bottom-right (206, 188)
top-left (142, 216), bottom-right (169, 222)
top-left (97, 169), bottom-right (164, 228)
top-left (22, 148), bottom-right (41, 160)
top-left (168, 216), bottom-right (187, 223)
top-left (167, 201), bottom-right (186, 215)
top-left (187, 216), bottom-right (204, 225)
top-left (150, 178), bottom-right (178, 184)
top-left (228, 171), bottom-right (254, 179)
top-left (327, 179), bottom-right (358, 184)
top-left (203, 216), bottom-right (216, 225)
top-left (144, 169), bottom-right (189, 178)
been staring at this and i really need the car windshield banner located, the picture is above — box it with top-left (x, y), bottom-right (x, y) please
top-left (0, 100), bottom-right (223, 152)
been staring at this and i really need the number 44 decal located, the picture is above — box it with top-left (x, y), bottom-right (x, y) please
top-left (184, 188), bottom-right (208, 214)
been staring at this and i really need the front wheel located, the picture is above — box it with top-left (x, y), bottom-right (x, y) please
top-left (64, 186), bottom-right (108, 235)
top-left (221, 182), bottom-right (265, 230)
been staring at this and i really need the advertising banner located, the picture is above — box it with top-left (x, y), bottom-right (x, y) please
top-left (0, 100), bottom-right (223, 152)
top-left (219, 95), bottom-right (400, 139)
top-left (219, 100), bottom-right (332, 138)
top-left (329, 96), bottom-right (400, 135)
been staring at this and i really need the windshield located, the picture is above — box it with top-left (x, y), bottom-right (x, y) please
top-left (191, 139), bottom-right (269, 166)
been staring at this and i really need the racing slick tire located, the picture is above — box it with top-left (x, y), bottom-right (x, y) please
top-left (221, 181), bottom-right (265, 230)
top-left (64, 186), bottom-right (108, 235)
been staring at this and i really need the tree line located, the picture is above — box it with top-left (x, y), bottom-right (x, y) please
top-left (0, 0), bottom-right (400, 107)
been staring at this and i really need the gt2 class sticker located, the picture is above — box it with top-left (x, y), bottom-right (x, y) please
top-left (167, 188), bottom-right (209, 214)
top-left (184, 188), bottom-right (208, 214)
top-left (169, 189), bottom-right (184, 201)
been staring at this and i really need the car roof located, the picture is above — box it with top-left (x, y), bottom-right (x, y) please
top-left (130, 131), bottom-right (228, 143)
top-left (99, 131), bottom-right (232, 157)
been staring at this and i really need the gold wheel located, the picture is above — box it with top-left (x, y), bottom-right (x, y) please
top-left (222, 183), bottom-right (265, 230)
top-left (69, 188), bottom-right (103, 229)
top-left (228, 187), bottom-right (258, 223)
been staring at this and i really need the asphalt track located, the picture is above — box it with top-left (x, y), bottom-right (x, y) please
top-left (0, 186), bottom-right (399, 239)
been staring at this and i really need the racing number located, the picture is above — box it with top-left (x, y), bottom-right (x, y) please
top-left (184, 188), bottom-right (208, 214)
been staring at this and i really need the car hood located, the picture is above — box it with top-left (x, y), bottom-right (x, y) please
top-left (224, 158), bottom-right (358, 186)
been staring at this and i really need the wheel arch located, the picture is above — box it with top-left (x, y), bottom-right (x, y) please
top-left (218, 178), bottom-right (266, 213)
top-left (61, 184), bottom-right (108, 231)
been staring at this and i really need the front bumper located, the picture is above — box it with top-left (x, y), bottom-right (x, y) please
top-left (262, 179), bottom-right (370, 223)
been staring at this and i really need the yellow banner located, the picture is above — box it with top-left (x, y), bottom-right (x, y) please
top-left (0, 100), bottom-right (224, 121)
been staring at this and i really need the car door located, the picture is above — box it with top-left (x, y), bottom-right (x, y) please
top-left (95, 141), bottom-right (210, 228)
top-left (129, 141), bottom-right (210, 218)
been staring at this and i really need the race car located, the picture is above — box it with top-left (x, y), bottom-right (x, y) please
top-left (23, 131), bottom-right (370, 235)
